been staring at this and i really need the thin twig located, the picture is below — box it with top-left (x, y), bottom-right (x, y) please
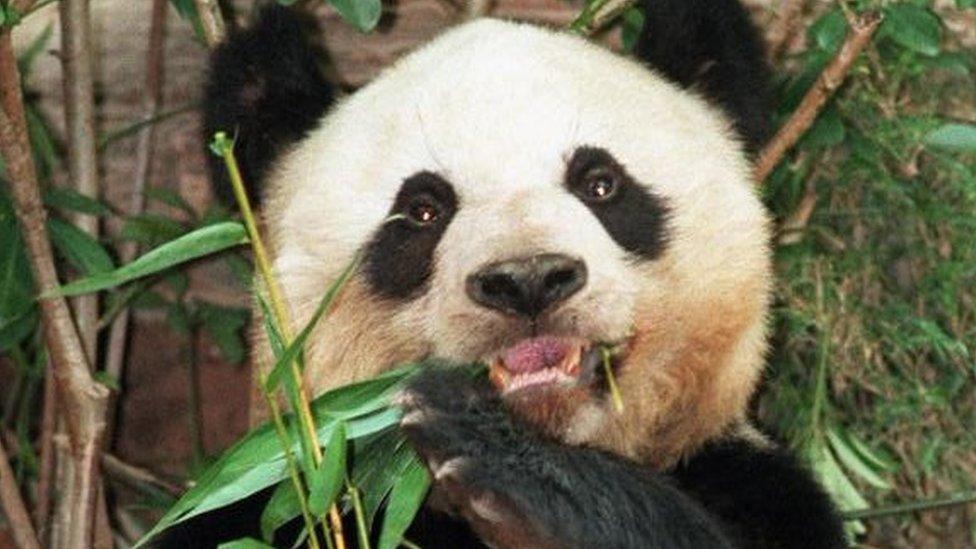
top-left (3, 428), bottom-right (184, 499)
top-left (101, 454), bottom-right (184, 497)
top-left (843, 490), bottom-right (976, 521)
top-left (104, 0), bottom-right (169, 440)
top-left (194, 0), bottom-right (226, 47)
top-left (0, 30), bottom-right (110, 549)
top-left (754, 11), bottom-right (883, 183)
top-left (0, 436), bottom-right (41, 549)
top-left (59, 0), bottom-right (100, 367)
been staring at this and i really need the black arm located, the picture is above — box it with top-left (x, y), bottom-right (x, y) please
top-left (672, 438), bottom-right (847, 549)
top-left (398, 368), bottom-right (733, 549)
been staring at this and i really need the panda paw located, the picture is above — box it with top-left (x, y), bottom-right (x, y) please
top-left (396, 368), bottom-right (511, 477)
top-left (396, 368), bottom-right (559, 545)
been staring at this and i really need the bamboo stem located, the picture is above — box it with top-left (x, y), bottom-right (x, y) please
top-left (194, 0), bottom-right (226, 47)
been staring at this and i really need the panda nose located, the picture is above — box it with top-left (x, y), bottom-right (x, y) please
top-left (466, 253), bottom-right (587, 318)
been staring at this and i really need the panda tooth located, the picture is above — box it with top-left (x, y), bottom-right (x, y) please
top-left (489, 358), bottom-right (511, 390)
top-left (562, 344), bottom-right (583, 376)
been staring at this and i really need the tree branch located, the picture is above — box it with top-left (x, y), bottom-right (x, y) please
top-left (194, 0), bottom-right (226, 47)
top-left (754, 11), bottom-right (883, 183)
top-left (0, 436), bottom-right (41, 549)
top-left (58, 0), bottom-right (100, 366)
top-left (0, 30), bottom-right (110, 549)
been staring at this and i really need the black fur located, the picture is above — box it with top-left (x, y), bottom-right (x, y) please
top-left (634, 0), bottom-right (773, 153)
top-left (673, 440), bottom-right (847, 549)
top-left (400, 369), bottom-right (733, 548)
top-left (203, 5), bottom-right (334, 204)
top-left (399, 368), bottom-right (847, 549)
top-left (364, 172), bottom-right (459, 299)
top-left (565, 147), bottom-right (671, 261)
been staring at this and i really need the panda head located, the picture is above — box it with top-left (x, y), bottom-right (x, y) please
top-left (257, 19), bottom-right (772, 466)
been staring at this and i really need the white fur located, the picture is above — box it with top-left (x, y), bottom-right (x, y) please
top-left (261, 20), bottom-right (771, 456)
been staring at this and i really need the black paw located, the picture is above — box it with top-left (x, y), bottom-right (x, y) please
top-left (396, 368), bottom-right (511, 479)
top-left (396, 368), bottom-right (558, 546)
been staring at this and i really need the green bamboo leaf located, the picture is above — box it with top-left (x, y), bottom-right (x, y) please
top-left (328, 0), bottom-right (381, 33)
top-left (825, 426), bottom-right (891, 490)
top-left (218, 538), bottom-right (275, 549)
top-left (806, 440), bottom-right (867, 536)
top-left (146, 187), bottom-right (196, 216)
top-left (0, 198), bottom-right (34, 325)
top-left (168, 0), bottom-right (207, 42)
top-left (809, 8), bottom-right (847, 53)
top-left (43, 187), bottom-right (113, 217)
top-left (843, 432), bottom-right (898, 473)
top-left (354, 437), bottom-right (414, 529)
top-left (377, 458), bottom-right (431, 549)
top-left (620, 8), bottom-right (644, 53)
top-left (881, 4), bottom-right (941, 57)
top-left (265, 253), bottom-right (361, 391)
top-left (0, 310), bottom-right (37, 354)
top-left (136, 365), bottom-right (421, 547)
top-left (308, 421), bottom-right (348, 517)
top-left (259, 481), bottom-right (301, 543)
top-left (199, 304), bottom-right (249, 365)
top-left (51, 222), bottom-right (248, 297)
top-left (48, 218), bottom-right (115, 276)
top-left (925, 123), bottom-right (976, 151)
top-left (120, 213), bottom-right (187, 246)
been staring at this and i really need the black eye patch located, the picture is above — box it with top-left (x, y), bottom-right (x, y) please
top-left (364, 171), bottom-right (459, 299)
top-left (565, 146), bottom-right (672, 260)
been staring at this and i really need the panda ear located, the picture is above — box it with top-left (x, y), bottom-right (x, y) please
top-left (203, 4), bottom-right (335, 204)
top-left (633, 0), bottom-right (773, 154)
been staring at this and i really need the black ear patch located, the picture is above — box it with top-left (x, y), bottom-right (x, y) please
top-left (565, 147), bottom-right (671, 260)
top-left (204, 5), bottom-right (334, 204)
top-left (634, 0), bottom-right (772, 154)
top-left (364, 172), bottom-right (459, 299)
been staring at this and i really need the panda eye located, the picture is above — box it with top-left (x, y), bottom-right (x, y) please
top-left (582, 169), bottom-right (619, 202)
top-left (406, 198), bottom-right (441, 226)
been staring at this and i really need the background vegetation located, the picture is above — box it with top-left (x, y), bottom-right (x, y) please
top-left (0, 0), bottom-right (974, 547)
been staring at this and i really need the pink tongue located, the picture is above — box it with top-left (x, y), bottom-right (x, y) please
top-left (501, 336), bottom-right (571, 374)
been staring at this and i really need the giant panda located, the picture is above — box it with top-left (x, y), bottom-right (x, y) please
top-left (184, 1), bottom-right (848, 547)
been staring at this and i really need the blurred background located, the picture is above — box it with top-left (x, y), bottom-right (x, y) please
top-left (1, 0), bottom-right (974, 546)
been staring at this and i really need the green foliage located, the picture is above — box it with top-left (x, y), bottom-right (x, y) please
top-left (317, 0), bottom-right (382, 33)
top-left (135, 365), bottom-right (432, 547)
top-left (925, 123), bottom-right (976, 151)
top-left (761, 1), bottom-right (976, 540)
top-left (52, 221), bottom-right (248, 297)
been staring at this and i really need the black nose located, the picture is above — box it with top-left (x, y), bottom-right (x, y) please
top-left (466, 253), bottom-right (587, 318)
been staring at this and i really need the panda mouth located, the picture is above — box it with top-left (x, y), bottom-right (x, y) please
top-left (488, 336), bottom-right (624, 394)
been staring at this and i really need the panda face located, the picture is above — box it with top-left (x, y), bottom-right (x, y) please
top-left (264, 20), bottom-right (771, 462)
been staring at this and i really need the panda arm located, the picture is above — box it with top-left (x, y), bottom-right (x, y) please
top-left (398, 369), bottom-right (733, 549)
top-left (672, 438), bottom-right (848, 549)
